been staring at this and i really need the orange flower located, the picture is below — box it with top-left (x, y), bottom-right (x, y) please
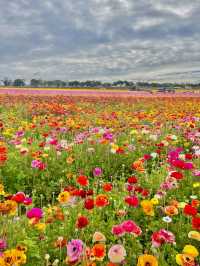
top-left (141, 200), bottom-right (154, 216)
top-left (57, 191), bottom-right (70, 204)
top-left (164, 205), bottom-right (178, 216)
top-left (91, 244), bottom-right (106, 261)
top-left (131, 159), bottom-right (145, 173)
top-left (95, 194), bottom-right (109, 207)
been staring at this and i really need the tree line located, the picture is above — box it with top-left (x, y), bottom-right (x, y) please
top-left (1, 77), bottom-right (200, 89)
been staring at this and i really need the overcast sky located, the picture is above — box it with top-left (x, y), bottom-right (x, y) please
top-left (0, 0), bottom-right (200, 82)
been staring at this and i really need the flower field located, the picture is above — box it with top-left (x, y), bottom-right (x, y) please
top-left (0, 93), bottom-right (199, 266)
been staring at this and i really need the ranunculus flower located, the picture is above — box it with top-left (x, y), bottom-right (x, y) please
top-left (12, 192), bottom-right (26, 203)
top-left (26, 208), bottom-right (43, 220)
top-left (23, 197), bottom-right (32, 206)
top-left (93, 167), bottom-right (103, 177)
top-left (183, 204), bottom-right (198, 216)
top-left (112, 225), bottom-right (125, 237)
top-left (192, 216), bottom-right (200, 230)
top-left (151, 229), bottom-right (175, 247)
top-left (0, 239), bottom-right (6, 250)
top-left (67, 239), bottom-right (83, 262)
top-left (121, 220), bottom-right (142, 236)
top-left (77, 175), bottom-right (89, 186)
top-left (108, 244), bottom-right (126, 264)
top-left (76, 216), bottom-right (89, 229)
top-left (95, 194), bottom-right (109, 207)
top-left (141, 200), bottom-right (154, 216)
top-left (92, 232), bottom-right (106, 243)
top-left (137, 254), bottom-right (158, 266)
top-left (84, 198), bottom-right (94, 210)
top-left (125, 195), bottom-right (139, 207)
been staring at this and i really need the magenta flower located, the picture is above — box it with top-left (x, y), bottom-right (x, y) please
top-left (112, 225), bottom-right (125, 237)
top-left (121, 220), bottom-right (142, 236)
top-left (93, 167), bottom-right (103, 177)
top-left (67, 239), bottom-right (83, 262)
top-left (26, 208), bottom-right (43, 219)
top-left (23, 197), bottom-right (32, 206)
top-left (0, 239), bottom-right (7, 250)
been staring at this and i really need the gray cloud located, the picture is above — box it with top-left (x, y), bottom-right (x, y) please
top-left (0, 0), bottom-right (200, 82)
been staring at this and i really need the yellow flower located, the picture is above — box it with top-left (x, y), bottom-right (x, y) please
top-left (3, 249), bottom-right (15, 266)
top-left (178, 202), bottom-right (186, 209)
top-left (176, 254), bottom-right (195, 266)
top-left (193, 182), bottom-right (200, 188)
top-left (183, 245), bottom-right (199, 257)
top-left (150, 198), bottom-right (159, 205)
top-left (188, 231), bottom-right (200, 241)
top-left (35, 223), bottom-right (46, 231)
top-left (66, 156), bottom-right (74, 164)
top-left (14, 249), bottom-right (27, 265)
top-left (58, 191), bottom-right (70, 204)
top-left (137, 254), bottom-right (158, 266)
top-left (5, 200), bottom-right (18, 216)
top-left (0, 184), bottom-right (5, 196)
top-left (141, 200), bottom-right (154, 216)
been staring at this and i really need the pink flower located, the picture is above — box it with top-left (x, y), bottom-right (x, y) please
top-left (26, 208), bottom-right (43, 220)
top-left (112, 225), bottom-right (125, 237)
top-left (121, 220), bottom-right (142, 236)
top-left (67, 239), bottom-right (83, 263)
top-left (151, 229), bottom-right (175, 247)
top-left (0, 239), bottom-right (6, 250)
top-left (93, 167), bottom-right (103, 177)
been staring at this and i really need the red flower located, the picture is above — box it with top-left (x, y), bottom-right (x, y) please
top-left (125, 195), bottom-right (139, 207)
top-left (135, 186), bottom-right (143, 193)
top-left (76, 216), bottom-right (89, 229)
top-left (185, 153), bottom-right (193, 160)
top-left (86, 189), bottom-right (94, 196)
top-left (141, 189), bottom-right (149, 197)
top-left (103, 183), bottom-right (112, 192)
top-left (192, 216), bottom-right (200, 230)
top-left (143, 154), bottom-right (152, 160)
top-left (183, 204), bottom-right (198, 216)
top-left (12, 192), bottom-right (26, 203)
top-left (0, 145), bottom-right (7, 165)
top-left (77, 175), bottom-right (89, 186)
top-left (127, 176), bottom-right (137, 184)
top-left (191, 199), bottom-right (200, 208)
top-left (84, 198), bottom-right (94, 210)
top-left (116, 147), bottom-right (124, 154)
top-left (170, 171), bottom-right (183, 180)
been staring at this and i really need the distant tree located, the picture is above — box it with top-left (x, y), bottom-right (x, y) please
top-left (30, 79), bottom-right (42, 87)
top-left (1, 77), bottom-right (12, 86)
top-left (13, 79), bottom-right (25, 87)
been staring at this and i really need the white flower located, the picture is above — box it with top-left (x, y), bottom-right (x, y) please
top-left (162, 216), bottom-right (172, 223)
top-left (190, 195), bottom-right (197, 199)
top-left (150, 152), bottom-right (158, 158)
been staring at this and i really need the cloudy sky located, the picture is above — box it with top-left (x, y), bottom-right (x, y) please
top-left (0, 0), bottom-right (200, 82)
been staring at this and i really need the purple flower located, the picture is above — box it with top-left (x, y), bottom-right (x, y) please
top-left (16, 130), bottom-right (24, 137)
top-left (0, 239), bottom-right (7, 250)
top-left (67, 239), bottom-right (83, 262)
top-left (31, 160), bottom-right (41, 168)
top-left (93, 167), bottom-right (103, 177)
top-left (26, 208), bottom-right (43, 219)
